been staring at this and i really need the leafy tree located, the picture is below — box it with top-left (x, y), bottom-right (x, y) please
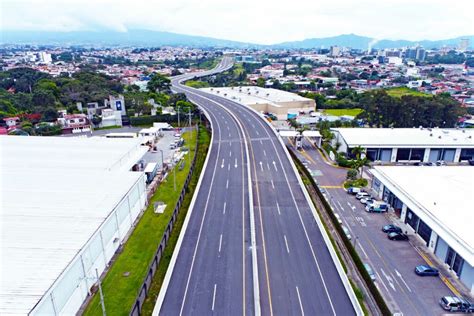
top-left (147, 73), bottom-right (171, 92)
top-left (346, 169), bottom-right (358, 181)
top-left (0, 99), bottom-right (17, 116)
top-left (41, 107), bottom-right (58, 122)
top-left (256, 77), bottom-right (266, 87)
top-left (126, 84), bottom-right (140, 92)
top-left (32, 90), bottom-right (56, 108)
top-left (35, 79), bottom-right (60, 98)
top-left (167, 93), bottom-right (187, 107)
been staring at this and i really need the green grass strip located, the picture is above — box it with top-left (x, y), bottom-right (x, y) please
top-left (83, 128), bottom-right (200, 316)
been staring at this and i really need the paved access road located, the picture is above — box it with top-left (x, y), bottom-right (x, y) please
top-left (154, 58), bottom-right (361, 315)
top-left (290, 137), bottom-right (455, 316)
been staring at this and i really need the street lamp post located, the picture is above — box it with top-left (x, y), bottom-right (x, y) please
top-left (353, 236), bottom-right (359, 249)
top-left (174, 164), bottom-right (176, 191)
top-left (159, 149), bottom-right (164, 171)
top-left (95, 268), bottom-right (106, 316)
top-left (82, 269), bottom-right (106, 316)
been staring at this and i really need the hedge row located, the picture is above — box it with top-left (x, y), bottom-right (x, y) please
top-left (288, 149), bottom-right (391, 316)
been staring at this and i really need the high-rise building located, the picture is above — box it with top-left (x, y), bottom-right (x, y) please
top-left (405, 46), bottom-right (426, 61)
top-left (329, 46), bottom-right (341, 57)
top-left (459, 38), bottom-right (469, 52)
top-left (415, 47), bottom-right (426, 61)
top-left (38, 52), bottom-right (52, 64)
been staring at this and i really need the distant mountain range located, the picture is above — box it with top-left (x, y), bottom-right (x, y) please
top-left (1, 30), bottom-right (472, 50)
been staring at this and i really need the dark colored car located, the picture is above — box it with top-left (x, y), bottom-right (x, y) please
top-left (382, 224), bottom-right (402, 233)
top-left (415, 265), bottom-right (439, 276)
top-left (387, 232), bottom-right (408, 241)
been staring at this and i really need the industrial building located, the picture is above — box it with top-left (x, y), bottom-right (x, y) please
top-left (0, 136), bottom-right (149, 315)
top-left (201, 86), bottom-right (315, 119)
top-left (370, 166), bottom-right (474, 294)
top-left (331, 128), bottom-right (474, 163)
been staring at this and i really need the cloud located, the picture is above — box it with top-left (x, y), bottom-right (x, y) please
top-left (1, 0), bottom-right (473, 44)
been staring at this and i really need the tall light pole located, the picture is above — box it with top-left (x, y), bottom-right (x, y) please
top-left (173, 163), bottom-right (176, 191)
top-left (159, 149), bottom-right (164, 171)
top-left (177, 106), bottom-right (180, 128)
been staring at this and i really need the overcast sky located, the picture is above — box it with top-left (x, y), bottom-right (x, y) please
top-left (2, 0), bottom-right (473, 44)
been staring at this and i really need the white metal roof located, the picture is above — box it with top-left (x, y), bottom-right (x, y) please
top-left (1, 135), bottom-right (148, 173)
top-left (371, 166), bottom-right (474, 266)
top-left (0, 136), bottom-right (147, 314)
top-left (201, 86), bottom-right (314, 107)
top-left (332, 128), bottom-right (474, 148)
top-left (279, 130), bottom-right (299, 137)
top-left (302, 130), bottom-right (322, 137)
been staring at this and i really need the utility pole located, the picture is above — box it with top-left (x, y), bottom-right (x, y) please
top-left (177, 107), bottom-right (180, 128)
top-left (187, 108), bottom-right (192, 165)
top-left (174, 165), bottom-right (176, 191)
top-left (159, 149), bottom-right (164, 171)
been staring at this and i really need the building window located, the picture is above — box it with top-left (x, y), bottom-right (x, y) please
top-left (442, 149), bottom-right (456, 162)
top-left (452, 253), bottom-right (464, 276)
top-left (417, 220), bottom-right (432, 246)
top-left (410, 148), bottom-right (425, 161)
top-left (445, 247), bottom-right (465, 276)
top-left (396, 148), bottom-right (410, 161)
top-left (366, 148), bottom-right (378, 161)
top-left (460, 149), bottom-right (474, 161)
top-left (405, 209), bottom-right (419, 230)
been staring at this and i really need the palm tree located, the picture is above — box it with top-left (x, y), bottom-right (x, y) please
top-left (351, 146), bottom-right (365, 160)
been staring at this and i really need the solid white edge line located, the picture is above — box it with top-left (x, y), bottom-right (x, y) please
top-left (212, 283), bottom-right (217, 311)
top-left (284, 235), bottom-right (290, 254)
top-left (152, 105), bottom-right (215, 316)
top-left (215, 97), bottom-right (364, 316)
top-left (296, 286), bottom-right (304, 316)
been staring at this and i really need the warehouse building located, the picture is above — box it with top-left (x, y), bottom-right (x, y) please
top-left (370, 166), bottom-right (474, 294)
top-left (201, 86), bottom-right (315, 120)
top-left (331, 127), bottom-right (474, 163)
top-left (1, 136), bottom-right (148, 315)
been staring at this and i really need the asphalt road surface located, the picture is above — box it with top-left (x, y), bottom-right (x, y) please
top-left (154, 58), bottom-right (361, 315)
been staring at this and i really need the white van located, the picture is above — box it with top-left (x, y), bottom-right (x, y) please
top-left (365, 202), bottom-right (389, 213)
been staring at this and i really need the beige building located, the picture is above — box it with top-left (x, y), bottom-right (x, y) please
top-left (201, 86), bottom-right (316, 120)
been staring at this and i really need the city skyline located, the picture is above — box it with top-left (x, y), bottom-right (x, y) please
top-left (2, 0), bottom-right (474, 45)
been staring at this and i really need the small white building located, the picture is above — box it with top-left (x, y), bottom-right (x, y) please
top-left (201, 86), bottom-right (315, 120)
top-left (370, 166), bottom-right (474, 294)
top-left (331, 128), bottom-right (474, 163)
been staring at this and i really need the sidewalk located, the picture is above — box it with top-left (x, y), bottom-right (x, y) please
top-left (386, 212), bottom-right (473, 301)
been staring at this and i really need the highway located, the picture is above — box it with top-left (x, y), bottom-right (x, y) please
top-left (154, 58), bottom-right (362, 315)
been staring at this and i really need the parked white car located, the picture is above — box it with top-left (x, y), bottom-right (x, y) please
top-left (356, 192), bottom-right (370, 200)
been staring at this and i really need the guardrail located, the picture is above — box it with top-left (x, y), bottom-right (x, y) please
top-left (287, 148), bottom-right (391, 316)
top-left (129, 117), bottom-right (209, 316)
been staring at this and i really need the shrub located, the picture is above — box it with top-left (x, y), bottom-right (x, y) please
top-left (346, 169), bottom-right (358, 180)
top-left (344, 178), bottom-right (368, 189)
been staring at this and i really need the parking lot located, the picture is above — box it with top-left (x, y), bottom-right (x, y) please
top-left (286, 137), bottom-right (459, 316)
top-left (63, 126), bottom-right (191, 172)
